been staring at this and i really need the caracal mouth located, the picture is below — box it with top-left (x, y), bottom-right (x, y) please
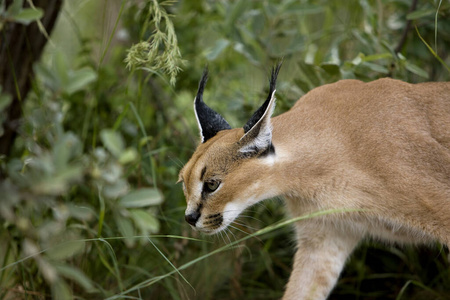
top-left (195, 221), bottom-right (231, 235)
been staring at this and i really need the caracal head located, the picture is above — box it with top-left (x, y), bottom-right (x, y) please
top-left (178, 64), bottom-right (282, 234)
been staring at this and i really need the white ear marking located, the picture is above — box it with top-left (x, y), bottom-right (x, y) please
top-left (193, 97), bottom-right (205, 143)
top-left (239, 90), bottom-right (276, 154)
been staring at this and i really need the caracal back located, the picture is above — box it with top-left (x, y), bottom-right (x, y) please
top-left (272, 78), bottom-right (450, 244)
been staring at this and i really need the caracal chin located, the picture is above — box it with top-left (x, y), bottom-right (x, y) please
top-left (178, 63), bottom-right (450, 300)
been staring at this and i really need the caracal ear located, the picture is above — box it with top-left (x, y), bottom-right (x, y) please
top-left (239, 63), bottom-right (282, 156)
top-left (194, 67), bottom-right (231, 143)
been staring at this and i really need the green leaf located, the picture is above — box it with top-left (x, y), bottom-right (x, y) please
top-left (52, 133), bottom-right (79, 171)
top-left (205, 39), bottom-right (230, 61)
top-left (406, 9), bottom-right (435, 20)
top-left (130, 209), bottom-right (160, 234)
top-left (118, 148), bottom-right (138, 164)
top-left (294, 78), bottom-right (312, 94)
top-left (320, 63), bottom-right (340, 76)
top-left (297, 61), bottom-right (322, 89)
top-left (100, 129), bottom-right (124, 157)
top-left (115, 215), bottom-right (135, 248)
top-left (103, 179), bottom-right (128, 199)
top-left (65, 67), bottom-right (98, 95)
top-left (54, 51), bottom-right (69, 88)
top-left (52, 279), bottom-right (72, 300)
top-left (53, 263), bottom-right (96, 292)
top-left (33, 166), bottom-right (83, 195)
top-left (34, 63), bottom-right (60, 92)
top-left (283, 3), bottom-right (324, 15)
top-left (362, 52), bottom-right (392, 62)
top-left (405, 61), bottom-right (429, 79)
top-left (6, 0), bottom-right (24, 17)
top-left (46, 240), bottom-right (85, 260)
top-left (233, 42), bottom-right (258, 64)
top-left (226, 0), bottom-right (251, 31)
top-left (319, 63), bottom-right (341, 82)
top-left (361, 62), bottom-right (389, 74)
top-left (0, 89), bottom-right (12, 111)
top-left (13, 7), bottom-right (43, 25)
top-left (119, 188), bottom-right (163, 208)
top-left (67, 204), bottom-right (94, 221)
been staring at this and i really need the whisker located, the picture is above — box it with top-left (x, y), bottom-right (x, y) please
top-left (228, 224), bottom-right (244, 232)
top-left (230, 224), bottom-right (261, 243)
top-left (253, 201), bottom-right (275, 216)
top-left (229, 223), bottom-right (265, 244)
top-left (221, 209), bottom-right (267, 223)
top-left (229, 224), bottom-right (252, 236)
top-left (225, 228), bottom-right (241, 254)
top-left (218, 230), bottom-right (228, 245)
top-left (237, 214), bottom-right (265, 223)
top-left (226, 227), bottom-right (238, 242)
top-left (232, 221), bottom-right (259, 231)
top-left (223, 228), bottom-right (232, 246)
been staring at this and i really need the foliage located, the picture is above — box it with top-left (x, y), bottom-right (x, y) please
top-left (125, 0), bottom-right (185, 86)
top-left (0, 0), bottom-right (449, 299)
top-left (0, 0), bottom-right (43, 28)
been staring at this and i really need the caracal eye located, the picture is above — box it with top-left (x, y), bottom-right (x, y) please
top-left (204, 180), bottom-right (220, 193)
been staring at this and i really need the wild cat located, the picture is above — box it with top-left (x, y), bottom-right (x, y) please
top-left (178, 63), bottom-right (450, 299)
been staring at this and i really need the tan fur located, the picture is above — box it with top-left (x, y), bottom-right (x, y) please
top-left (179, 78), bottom-right (450, 299)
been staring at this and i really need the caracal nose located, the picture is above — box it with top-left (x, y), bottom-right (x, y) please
top-left (185, 211), bottom-right (200, 226)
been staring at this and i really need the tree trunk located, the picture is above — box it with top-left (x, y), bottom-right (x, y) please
top-left (0, 0), bottom-right (62, 157)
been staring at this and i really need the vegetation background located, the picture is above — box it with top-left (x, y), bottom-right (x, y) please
top-left (0, 0), bottom-right (449, 299)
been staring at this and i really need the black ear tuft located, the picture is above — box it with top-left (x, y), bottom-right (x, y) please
top-left (238, 62), bottom-right (281, 156)
top-left (194, 67), bottom-right (232, 143)
top-left (243, 62), bottom-right (282, 133)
